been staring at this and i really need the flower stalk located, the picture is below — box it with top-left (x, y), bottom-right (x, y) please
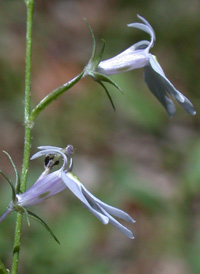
top-left (30, 71), bottom-right (84, 121)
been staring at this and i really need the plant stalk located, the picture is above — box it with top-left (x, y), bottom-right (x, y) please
top-left (11, 0), bottom-right (34, 273)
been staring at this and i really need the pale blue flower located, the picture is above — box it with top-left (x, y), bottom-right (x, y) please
top-left (97, 15), bottom-right (196, 117)
top-left (0, 146), bottom-right (135, 239)
top-left (97, 15), bottom-right (155, 75)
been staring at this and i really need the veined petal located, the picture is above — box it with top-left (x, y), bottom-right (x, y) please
top-left (144, 54), bottom-right (196, 116)
top-left (61, 172), bottom-right (109, 224)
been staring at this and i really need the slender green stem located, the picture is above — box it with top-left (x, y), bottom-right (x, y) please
top-left (8, 1), bottom-right (84, 273)
top-left (11, 1), bottom-right (34, 273)
top-left (30, 71), bottom-right (84, 121)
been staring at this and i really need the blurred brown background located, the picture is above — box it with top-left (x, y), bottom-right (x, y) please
top-left (0, 0), bottom-right (200, 273)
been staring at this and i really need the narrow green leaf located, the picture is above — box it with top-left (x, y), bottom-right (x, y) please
top-left (0, 171), bottom-right (16, 202)
top-left (27, 210), bottom-right (60, 244)
top-left (3, 151), bottom-right (20, 194)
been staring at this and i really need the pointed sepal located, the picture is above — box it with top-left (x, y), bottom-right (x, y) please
top-left (27, 210), bottom-right (60, 244)
top-left (91, 72), bottom-right (123, 110)
top-left (83, 19), bottom-right (123, 111)
top-left (0, 171), bottom-right (16, 202)
top-left (93, 39), bottom-right (105, 68)
top-left (84, 18), bottom-right (97, 63)
top-left (96, 81), bottom-right (116, 111)
top-left (3, 151), bottom-right (20, 194)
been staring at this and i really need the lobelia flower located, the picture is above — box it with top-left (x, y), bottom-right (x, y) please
top-left (0, 145), bottom-right (135, 239)
top-left (96, 15), bottom-right (196, 117)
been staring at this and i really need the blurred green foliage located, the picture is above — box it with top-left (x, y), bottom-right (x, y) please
top-left (0, 0), bottom-right (200, 273)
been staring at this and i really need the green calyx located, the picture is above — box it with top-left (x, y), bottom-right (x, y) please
top-left (83, 18), bottom-right (122, 111)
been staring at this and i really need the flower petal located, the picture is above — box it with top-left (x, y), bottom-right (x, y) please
top-left (112, 41), bottom-right (150, 59)
top-left (128, 14), bottom-right (155, 49)
top-left (61, 172), bottom-right (109, 224)
top-left (81, 187), bottom-right (134, 238)
top-left (131, 40), bottom-right (150, 50)
top-left (31, 149), bottom-right (68, 169)
top-left (144, 54), bottom-right (196, 116)
top-left (37, 146), bottom-right (63, 150)
top-left (144, 65), bottom-right (176, 116)
top-left (31, 149), bottom-right (65, 160)
top-left (81, 185), bottom-right (135, 223)
top-left (100, 207), bottom-right (135, 239)
top-left (16, 170), bottom-right (67, 207)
